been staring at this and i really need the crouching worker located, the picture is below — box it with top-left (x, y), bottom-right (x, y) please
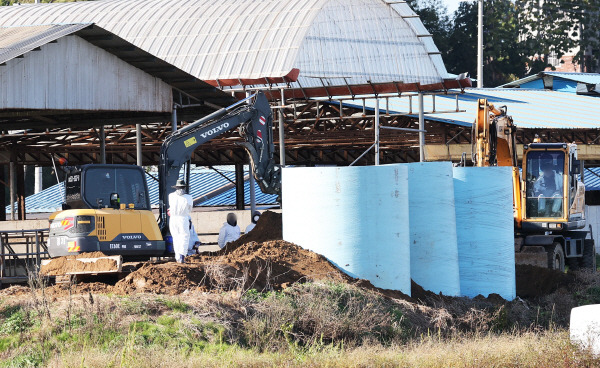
top-left (245, 211), bottom-right (261, 233)
top-left (218, 213), bottom-right (240, 249)
top-left (168, 180), bottom-right (193, 263)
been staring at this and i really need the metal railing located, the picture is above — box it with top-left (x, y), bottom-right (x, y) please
top-left (0, 229), bottom-right (49, 283)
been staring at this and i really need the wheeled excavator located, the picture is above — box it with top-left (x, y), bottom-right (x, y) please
top-left (47, 92), bottom-right (280, 259)
top-left (473, 99), bottom-right (595, 271)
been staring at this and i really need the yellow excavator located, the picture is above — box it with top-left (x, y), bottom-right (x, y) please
top-left (472, 99), bottom-right (594, 271)
top-left (47, 92), bottom-right (280, 260)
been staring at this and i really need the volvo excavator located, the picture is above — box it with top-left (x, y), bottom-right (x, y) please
top-left (46, 92), bottom-right (280, 260)
top-left (473, 99), bottom-right (595, 271)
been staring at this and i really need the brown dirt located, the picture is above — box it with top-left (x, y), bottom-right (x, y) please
top-left (115, 240), bottom-right (351, 295)
top-left (217, 211), bottom-right (282, 254)
top-left (114, 262), bottom-right (210, 295)
top-left (515, 264), bottom-right (575, 299)
top-left (40, 252), bottom-right (118, 276)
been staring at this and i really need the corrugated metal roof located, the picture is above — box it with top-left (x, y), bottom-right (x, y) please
top-left (501, 72), bottom-right (600, 89)
top-left (7, 169), bottom-right (277, 214)
top-left (584, 167), bottom-right (600, 191)
top-left (0, 0), bottom-right (448, 87)
top-left (0, 23), bottom-right (91, 65)
top-left (347, 88), bottom-right (600, 129)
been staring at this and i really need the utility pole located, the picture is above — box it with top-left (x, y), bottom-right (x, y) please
top-left (477, 0), bottom-right (483, 88)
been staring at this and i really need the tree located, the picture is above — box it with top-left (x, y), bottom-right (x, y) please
top-left (517, 0), bottom-right (600, 72)
top-left (444, 0), bottom-right (529, 87)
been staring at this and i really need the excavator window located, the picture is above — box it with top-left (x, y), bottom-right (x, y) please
top-left (525, 151), bottom-right (565, 218)
top-left (83, 167), bottom-right (148, 210)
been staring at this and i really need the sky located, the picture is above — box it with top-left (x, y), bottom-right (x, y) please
top-left (442, 0), bottom-right (463, 14)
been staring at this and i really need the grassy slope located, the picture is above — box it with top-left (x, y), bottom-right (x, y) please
top-left (0, 281), bottom-right (598, 368)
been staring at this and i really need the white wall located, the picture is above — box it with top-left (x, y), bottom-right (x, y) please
top-left (0, 35), bottom-right (172, 112)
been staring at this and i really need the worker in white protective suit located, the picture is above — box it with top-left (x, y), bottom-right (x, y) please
top-left (218, 213), bottom-right (240, 249)
top-left (245, 211), bottom-right (261, 233)
top-left (168, 180), bottom-right (193, 263)
top-left (188, 221), bottom-right (201, 256)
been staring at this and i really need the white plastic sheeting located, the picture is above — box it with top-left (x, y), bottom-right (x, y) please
top-left (571, 305), bottom-right (600, 355)
top-left (453, 167), bottom-right (516, 300)
top-left (0, 0), bottom-right (448, 85)
top-left (282, 165), bottom-right (411, 295)
top-left (408, 162), bottom-right (460, 296)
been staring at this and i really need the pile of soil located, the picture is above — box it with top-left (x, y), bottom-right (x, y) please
top-left (218, 211), bottom-right (282, 254)
top-left (114, 262), bottom-right (210, 295)
top-left (515, 264), bottom-right (575, 299)
top-left (117, 240), bottom-right (350, 295)
top-left (40, 252), bottom-right (119, 276)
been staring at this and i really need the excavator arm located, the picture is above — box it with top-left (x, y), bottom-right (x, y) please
top-left (158, 92), bottom-right (280, 230)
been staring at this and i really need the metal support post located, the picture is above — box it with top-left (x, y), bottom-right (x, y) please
top-left (34, 166), bottom-right (42, 194)
top-left (99, 126), bottom-right (106, 164)
top-left (374, 98), bottom-right (380, 165)
top-left (16, 165), bottom-right (25, 220)
top-left (249, 164), bottom-right (256, 214)
top-left (279, 88), bottom-right (286, 167)
top-left (9, 161), bottom-right (15, 221)
top-left (172, 105), bottom-right (178, 132)
top-left (477, 0), bottom-right (484, 88)
top-left (418, 93), bottom-right (425, 162)
top-left (0, 166), bottom-right (5, 221)
top-left (136, 123), bottom-right (143, 166)
top-left (235, 163), bottom-right (245, 210)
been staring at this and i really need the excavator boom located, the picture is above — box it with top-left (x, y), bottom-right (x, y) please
top-left (158, 92), bottom-right (279, 230)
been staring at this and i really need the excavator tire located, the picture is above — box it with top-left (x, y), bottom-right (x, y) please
top-left (545, 242), bottom-right (565, 272)
top-left (580, 239), bottom-right (597, 271)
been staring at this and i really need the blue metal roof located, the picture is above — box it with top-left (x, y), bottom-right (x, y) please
top-left (7, 168), bottom-right (278, 214)
top-left (500, 72), bottom-right (600, 91)
top-left (347, 88), bottom-right (600, 130)
top-left (584, 167), bottom-right (600, 191)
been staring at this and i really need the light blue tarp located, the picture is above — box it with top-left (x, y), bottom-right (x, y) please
top-left (282, 164), bottom-right (516, 300)
top-left (453, 167), bottom-right (516, 300)
top-left (408, 162), bottom-right (461, 296)
top-left (282, 165), bottom-right (411, 295)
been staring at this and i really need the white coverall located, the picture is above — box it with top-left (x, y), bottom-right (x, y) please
top-left (218, 223), bottom-right (240, 248)
top-left (245, 223), bottom-right (255, 233)
top-left (168, 190), bottom-right (193, 262)
top-left (188, 221), bottom-right (200, 256)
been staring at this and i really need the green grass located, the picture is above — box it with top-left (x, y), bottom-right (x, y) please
top-left (0, 281), bottom-right (598, 367)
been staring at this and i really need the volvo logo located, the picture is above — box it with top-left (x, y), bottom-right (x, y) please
top-left (122, 234), bottom-right (142, 240)
top-left (200, 122), bottom-right (230, 139)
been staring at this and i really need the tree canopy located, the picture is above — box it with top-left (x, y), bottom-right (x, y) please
top-left (409, 0), bottom-right (598, 86)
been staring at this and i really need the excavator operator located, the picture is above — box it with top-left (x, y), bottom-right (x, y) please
top-left (532, 154), bottom-right (563, 217)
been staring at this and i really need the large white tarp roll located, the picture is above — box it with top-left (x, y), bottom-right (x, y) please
top-left (408, 162), bottom-right (460, 296)
top-left (453, 167), bottom-right (516, 300)
top-left (282, 164), bottom-right (411, 295)
top-left (571, 305), bottom-right (600, 355)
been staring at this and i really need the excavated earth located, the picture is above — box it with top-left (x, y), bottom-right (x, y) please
top-left (2, 211), bottom-right (592, 311)
top-left (40, 252), bottom-right (119, 276)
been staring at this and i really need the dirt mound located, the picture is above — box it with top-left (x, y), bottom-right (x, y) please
top-left (218, 211), bottom-right (282, 254)
top-left (114, 263), bottom-right (210, 295)
top-left (515, 264), bottom-right (575, 299)
top-left (40, 252), bottom-right (118, 276)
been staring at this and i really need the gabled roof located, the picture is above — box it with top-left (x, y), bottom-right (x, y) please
top-left (0, 23), bottom-right (233, 108)
top-left (500, 72), bottom-right (600, 96)
top-left (0, 0), bottom-right (457, 93)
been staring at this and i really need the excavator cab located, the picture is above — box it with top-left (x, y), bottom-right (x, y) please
top-left (521, 143), bottom-right (585, 232)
